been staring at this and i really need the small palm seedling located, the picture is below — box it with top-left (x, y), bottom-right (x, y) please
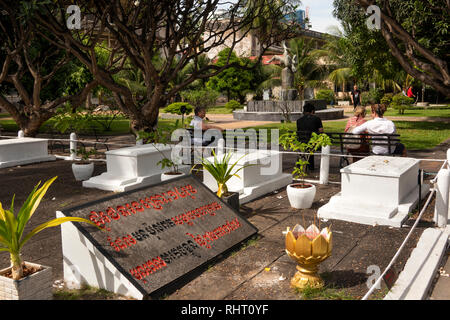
top-left (192, 150), bottom-right (251, 198)
top-left (0, 176), bottom-right (100, 280)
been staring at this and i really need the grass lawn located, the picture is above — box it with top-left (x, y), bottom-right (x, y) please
top-left (0, 117), bottom-right (188, 136)
top-left (1, 115), bottom-right (448, 151)
top-left (384, 108), bottom-right (450, 118)
top-left (0, 119), bottom-right (18, 132)
top-left (159, 105), bottom-right (235, 115)
top-left (345, 107), bottom-right (450, 118)
top-left (250, 120), bottom-right (450, 151)
top-left (206, 106), bottom-right (235, 114)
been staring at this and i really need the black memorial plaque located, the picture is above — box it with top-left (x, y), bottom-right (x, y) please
top-left (61, 175), bottom-right (258, 297)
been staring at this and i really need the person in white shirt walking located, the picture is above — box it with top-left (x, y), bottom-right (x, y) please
top-left (352, 104), bottom-right (407, 156)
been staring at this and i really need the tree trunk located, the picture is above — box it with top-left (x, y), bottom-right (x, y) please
top-left (12, 112), bottom-right (52, 137)
top-left (10, 252), bottom-right (23, 280)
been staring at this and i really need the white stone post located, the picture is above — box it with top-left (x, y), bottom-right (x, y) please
top-left (217, 138), bottom-right (225, 156)
top-left (434, 168), bottom-right (450, 228)
top-left (70, 132), bottom-right (77, 160)
top-left (320, 145), bottom-right (330, 185)
top-left (18, 130), bottom-right (24, 138)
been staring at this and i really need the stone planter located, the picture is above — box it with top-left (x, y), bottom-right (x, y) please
top-left (0, 262), bottom-right (53, 300)
top-left (222, 192), bottom-right (240, 212)
top-left (286, 183), bottom-right (316, 209)
top-left (161, 171), bottom-right (185, 182)
top-left (72, 162), bottom-right (94, 181)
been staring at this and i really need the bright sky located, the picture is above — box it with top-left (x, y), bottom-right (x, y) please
top-left (299, 0), bottom-right (342, 34)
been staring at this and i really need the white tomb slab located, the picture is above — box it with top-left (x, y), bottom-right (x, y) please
top-left (83, 144), bottom-right (190, 192)
top-left (318, 156), bottom-right (430, 227)
top-left (0, 138), bottom-right (56, 169)
top-left (203, 150), bottom-right (292, 204)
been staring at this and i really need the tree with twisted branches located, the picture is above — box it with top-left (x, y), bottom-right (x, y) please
top-left (29, 0), bottom-right (301, 135)
top-left (334, 0), bottom-right (449, 97)
top-left (0, 1), bottom-right (97, 136)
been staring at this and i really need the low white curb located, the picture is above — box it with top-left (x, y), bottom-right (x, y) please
top-left (384, 228), bottom-right (449, 300)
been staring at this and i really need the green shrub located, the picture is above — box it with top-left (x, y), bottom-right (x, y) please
top-left (360, 92), bottom-right (371, 106)
top-left (391, 93), bottom-right (414, 114)
top-left (180, 89), bottom-right (220, 109)
top-left (380, 93), bottom-right (394, 106)
top-left (368, 88), bottom-right (385, 104)
top-left (163, 102), bottom-right (193, 115)
top-left (315, 89), bottom-right (335, 104)
top-left (225, 100), bottom-right (242, 111)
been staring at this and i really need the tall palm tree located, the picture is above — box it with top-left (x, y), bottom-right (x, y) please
top-left (312, 27), bottom-right (354, 92)
top-left (288, 38), bottom-right (328, 99)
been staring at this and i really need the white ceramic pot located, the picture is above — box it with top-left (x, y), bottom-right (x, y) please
top-left (72, 162), bottom-right (94, 181)
top-left (161, 171), bottom-right (185, 181)
top-left (286, 183), bottom-right (316, 209)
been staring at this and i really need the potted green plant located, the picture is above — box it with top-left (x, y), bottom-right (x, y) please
top-left (192, 151), bottom-right (250, 211)
top-left (71, 146), bottom-right (97, 181)
top-left (158, 155), bottom-right (185, 181)
top-left (137, 124), bottom-right (185, 181)
top-left (0, 176), bottom-right (99, 300)
top-left (279, 131), bottom-right (331, 209)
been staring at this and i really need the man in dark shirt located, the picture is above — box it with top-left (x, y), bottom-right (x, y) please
top-left (351, 84), bottom-right (361, 110)
top-left (296, 103), bottom-right (323, 170)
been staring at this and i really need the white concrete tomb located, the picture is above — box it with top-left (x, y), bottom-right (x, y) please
top-left (318, 156), bottom-right (430, 227)
top-left (56, 211), bottom-right (144, 299)
top-left (83, 143), bottom-right (189, 192)
top-left (0, 138), bottom-right (55, 169)
top-left (203, 150), bottom-right (292, 204)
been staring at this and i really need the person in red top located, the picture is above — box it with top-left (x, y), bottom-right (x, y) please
top-left (344, 106), bottom-right (369, 163)
top-left (345, 106), bottom-right (367, 132)
top-left (407, 86), bottom-right (416, 99)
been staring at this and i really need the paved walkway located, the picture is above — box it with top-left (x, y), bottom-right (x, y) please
top-left (0, 110), bottom-right (448, 300)
top-left (160, 108), bottom-right (450, 131)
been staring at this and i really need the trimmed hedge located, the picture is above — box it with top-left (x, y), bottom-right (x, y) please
top-left (163, 102), bottom-right (193, 115)
top-left (225, 100), bottom-right (242, 111)
top-left (315, 89), bottom-right (335, 104)
top-left (391, 93), bottom-right (414, 114)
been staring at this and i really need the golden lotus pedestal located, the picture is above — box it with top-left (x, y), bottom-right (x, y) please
top-left (285, 224), bottom-right (332, 290)
top-left (286, 252), bottom-right (328, 289)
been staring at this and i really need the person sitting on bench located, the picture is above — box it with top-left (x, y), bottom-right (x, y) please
top-left (296, 103), bottom-right (324, 170)
top-left (344, 106), bottom-right (369, 162)
top-left (352, 104), bottom-right (407, 156)
top-left (190, 107), bottom-right (222, 146)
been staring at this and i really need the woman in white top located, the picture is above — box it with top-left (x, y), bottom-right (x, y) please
top-left (352, 104), bottom-right (407, 156)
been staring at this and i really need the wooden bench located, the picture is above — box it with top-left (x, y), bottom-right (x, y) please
top-left (295, 130), bottom-right (401, 168)
top-left (186, 128), bottom-right (217, 146)
top-left (78, 126), bottom-right (110, 152)
top-left (324, 131), bottom-right (401, 167)
top-left (185, 128), bottom-right (270, 147)
top-left (43, 125), bottom-right (110, 154)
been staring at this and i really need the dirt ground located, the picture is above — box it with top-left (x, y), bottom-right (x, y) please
top-left (0, 136), bottom-right (447, 300)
